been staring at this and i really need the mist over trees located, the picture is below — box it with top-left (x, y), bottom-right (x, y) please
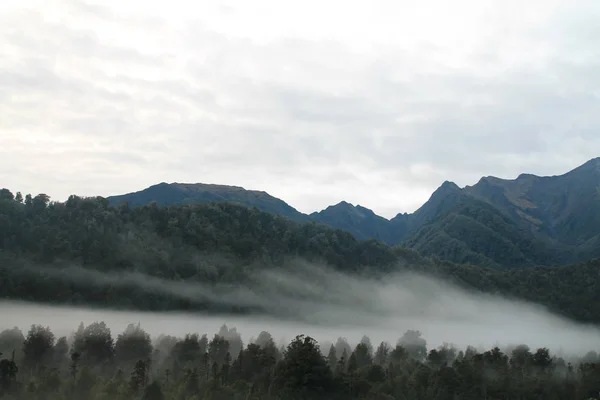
top-left (1, 190), bottom-right (600, 323)
top-left (1, 190), bottom-right (600, 398)
top-left (1, 322), bottom-right (600, 400)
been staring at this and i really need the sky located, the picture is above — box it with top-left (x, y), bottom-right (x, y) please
top-left (1, 0), bottom-right (599, 218)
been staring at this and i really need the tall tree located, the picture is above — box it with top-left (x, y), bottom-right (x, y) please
top-left (22, 325), bottom-right (55, 369)
top-left (72, 321), bottom-right (114, 365)
top-left (115, 323), bottom-right (152, 366)
top-left (274, 335), bottom-right (333, 399)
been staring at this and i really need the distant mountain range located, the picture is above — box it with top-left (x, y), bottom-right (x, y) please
top-left (108, 158), bottom-right (600, 267)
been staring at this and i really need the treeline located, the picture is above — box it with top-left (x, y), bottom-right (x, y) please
top-left (0, 189), bottom-right (396, 273)
top-left (1, 189), bottom-right (600, 323)
top-left (1, 322), bottom-right (600, 400)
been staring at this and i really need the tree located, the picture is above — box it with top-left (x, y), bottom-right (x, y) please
top-left (115, 323), bottom-right (152, 366)
top-left (0, 327), bottom-right (24, 358)
top-left (72, 321), bottom-right (114, 365)
top-left (274, 335), bottom-right (333, 399)
top-left (32, 193), bottom-right (50, 212)
top-left (390, 345), bottom-right (408, 364)
top-left (327, 345), bottom-right (337, 370)
top-left (22, 325), bottom-right (55, 369)
top-left (334, 337), bottom-right (352, 361)
top-left (130, 359), bottom-right (150, 393)
top-left (255, 330), bottom-right (280, 361)
top-left (217, 325), bottom-right (243, 360)
top-left (353, 342), bottom-right (373, 369)
top-left (0, 189), bottom-right (14, 201)
top-left (374, 342), bottom-right (390, 366)
top-left (171, 333), bottom-right (204, 365)
top-left (0, 353), bottom-right (18, 392)
top-left (231, 343), bottom-right (276, 389)
top-left (347, 352), bottom-right (357, 373)
top-left (208, 334), bottom-right (230, 366)
top-left (532, 347), bottom-right (553, 371)
top-left (53, 336), bottom-right (69, 365)
top-left (398, 330), bottom-right (427, 361)
top-left (70, 352), bottom-right (80, 379)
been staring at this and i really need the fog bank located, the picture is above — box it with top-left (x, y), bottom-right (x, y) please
top-left (1, 260), bottom-right (599, 355)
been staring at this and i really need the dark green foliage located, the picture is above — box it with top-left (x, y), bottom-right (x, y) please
top-left (2, 322), bottom-right (583, 400)
top-left (404, 198), bottom-right (565, 267)
top-left (129, 359), bottom-right (150, 393)
top-left (273, 335), bottom-right (333, 399)
top-left (3, 189), bottom-right (600, 325)
top-left (72, 321), bottom-right (114, 365)
top-left (22, 325), bottom-right (55, 368)
top-left (115, 323), bottom-right (152, 366)
top-left (0, 357), bottom-right (18, 394)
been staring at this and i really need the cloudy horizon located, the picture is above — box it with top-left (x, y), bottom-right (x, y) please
top-left (1, 0), bottom-right (599, 218)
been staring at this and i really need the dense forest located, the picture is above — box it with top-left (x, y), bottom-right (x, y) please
top-left (1, 321), bottom-right (600, 400)
top-left (1, 189), bottom-right (600, 323)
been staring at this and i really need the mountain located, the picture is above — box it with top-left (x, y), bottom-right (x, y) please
top-left (108, 182), bottom-right (309, 222)
top-left (401, 159), bottom-right (600, 266)
top-left (106, 158), bottom-right (600, 267)
top-left (309, 201), bottom-right (401, 244)
top-left (464, 157), bottom-right (600, 246)
top-left (403, 197), bottom-right (567, 267)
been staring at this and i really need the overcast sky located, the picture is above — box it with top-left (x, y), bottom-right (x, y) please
top-left (1, 0), bottom-right (599, 218)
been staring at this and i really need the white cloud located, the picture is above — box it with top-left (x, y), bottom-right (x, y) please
top-left (1, 0), bottom-right (599, 218)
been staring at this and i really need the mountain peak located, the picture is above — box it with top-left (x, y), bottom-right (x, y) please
top-left (434, 181), bottom-right (461, 195)
top-left (331, 200), bottom-right (354, 209)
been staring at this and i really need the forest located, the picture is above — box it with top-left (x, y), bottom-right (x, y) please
top-left (1, 189), bottom-right (600, 323)
top-left (1, 321), bottom-right (600, 400)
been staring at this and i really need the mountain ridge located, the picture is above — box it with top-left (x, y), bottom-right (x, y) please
top-left (107, 158), bottom-right (600, 267)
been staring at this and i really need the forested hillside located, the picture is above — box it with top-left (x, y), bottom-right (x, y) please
top-left (2, 189), bottom-right (600, 323)
top-left (106, 158), bottom-right (600, 268)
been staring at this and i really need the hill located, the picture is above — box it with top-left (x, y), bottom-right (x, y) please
top-left (108, 182), bottom-right (309, 222)
top-left (106, 158), bottom-right (600, 267)
top-left (309, 201), bottom-right (401, 244)
top-left (1, 191), bottom-right (600, 324)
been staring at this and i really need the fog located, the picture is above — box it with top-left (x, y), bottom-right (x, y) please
top-left (1, 260), bottom-right (599, 356)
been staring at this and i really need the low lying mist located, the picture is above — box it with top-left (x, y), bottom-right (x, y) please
top-left (1, 259), bottom-right (599, 356)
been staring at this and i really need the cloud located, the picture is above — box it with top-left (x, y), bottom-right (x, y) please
top-left (1, 0), bottom-right (599, 217)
